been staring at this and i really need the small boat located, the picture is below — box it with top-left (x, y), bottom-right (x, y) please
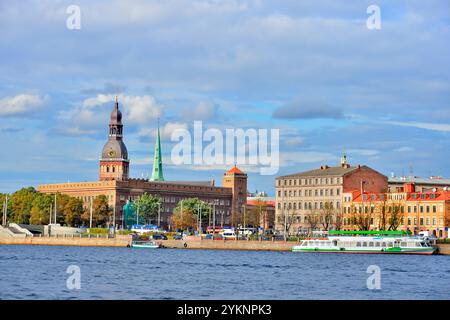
top-left (292, 230), bottom-right (436, 255)
top-left (131, 240), bottom-right (160, 249)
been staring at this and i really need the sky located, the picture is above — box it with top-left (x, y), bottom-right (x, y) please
top-left (0, 0), bottom-right (449, 195)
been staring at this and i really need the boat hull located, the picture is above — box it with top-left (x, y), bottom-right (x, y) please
top-left (131, 241), bottom-right (160, 249)
top-left (292, 246), bottom-right (435, 255)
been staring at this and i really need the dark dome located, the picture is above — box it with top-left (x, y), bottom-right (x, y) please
top-left (101, 139), bottom-right (128, 160)
top-left (110, 102), bottom-right (122, 124)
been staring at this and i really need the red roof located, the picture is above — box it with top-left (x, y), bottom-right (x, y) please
top-left (349, 190), bottom-right (450, 202)
top-left (246, 200), bottom-right (275, 207)
top-left (226, 166), bottom-right (245, 175)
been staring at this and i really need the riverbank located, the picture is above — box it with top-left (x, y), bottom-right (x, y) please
top-left (0, 234), bottom-right (132, 247)
top-left (1, 236), bottom-right (450, 255)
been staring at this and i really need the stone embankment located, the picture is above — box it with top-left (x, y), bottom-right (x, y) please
top-left (0, 234), bottom-right (132, 247)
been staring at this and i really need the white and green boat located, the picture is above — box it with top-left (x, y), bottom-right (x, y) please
top-left (131, 240), bottom-right (160, 249)
top-left (292, 230), bottom-right (436, 255)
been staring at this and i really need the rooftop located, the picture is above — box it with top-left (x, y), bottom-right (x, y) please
top-left (277, 165), bottom-right (370, 179)
top-left (389, 176), bottom-right (450, 186)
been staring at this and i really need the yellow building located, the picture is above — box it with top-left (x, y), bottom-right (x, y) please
top-left (342, 183), bottom-right (450, 238)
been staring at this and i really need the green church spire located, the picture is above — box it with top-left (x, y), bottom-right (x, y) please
top-left (150, 119), bottom-right (164, 181)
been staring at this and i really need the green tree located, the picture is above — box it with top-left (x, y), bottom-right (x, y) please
top-left (29, 193), bottom-right (53, 225)
top-left (9, 187), bottom-right (37, 224)
top-left (136, 193), bottom-right (162, 225)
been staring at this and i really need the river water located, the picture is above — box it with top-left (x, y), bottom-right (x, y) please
top-left (1, 245), bottom-right (449, 300)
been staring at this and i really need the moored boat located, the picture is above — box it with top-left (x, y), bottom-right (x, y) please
top-left (292, 230), bottom-right (436, 255)
top-left (131, 240), bottom-right (160, 249)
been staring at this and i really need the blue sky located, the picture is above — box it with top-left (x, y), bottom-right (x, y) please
top-left (0, 0), bottom-right (449, 195)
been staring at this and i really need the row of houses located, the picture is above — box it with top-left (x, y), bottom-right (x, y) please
top-left (275, 155), bottom-right (450, 238)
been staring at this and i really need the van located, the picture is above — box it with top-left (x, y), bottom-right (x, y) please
top-left (220, 230), bottom-right (237, 239)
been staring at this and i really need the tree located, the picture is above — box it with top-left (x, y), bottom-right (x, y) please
top-left (171, 198), bottom-right (211, 231)
top-left (376, 200), bottom-right (388, 231)
top-left (81, 195), bottom-right (111, 227)
top-left (135, 193), bottom-right (162, 225)
top-left (319, 202), bottom-right (335, 231)
top-left (334, 208), bottom-right (344, 231)
top-left (9, 187), bottom-right (37, 224)
top-left (388, 202), bottom-right (403, 231)
top-left (305, 210), bottom-right (320, 235)
top-left (64, 197), bottom-right (84, 227)
top-left (29, 193), bottom-right (53, 225)
top-left (356, 200), bottom-right (373, 231)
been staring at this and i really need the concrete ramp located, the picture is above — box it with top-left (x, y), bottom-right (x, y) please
top-left (9, 223), bottom-right (33, 236)
top-left (0, 225), bottom-right (26, 238)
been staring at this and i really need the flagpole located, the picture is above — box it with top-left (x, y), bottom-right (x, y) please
top-left (89, 198), bottom-right (93, 229)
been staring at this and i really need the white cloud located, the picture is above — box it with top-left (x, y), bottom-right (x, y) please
top-left (138, 121), bottom-right (188, 141)
top-left (385, 120), bottom-right (450, 133)
top-left (347, 149), bottom-right (380, 157)
top-left (393, 146), bottom-right (415, 152)
top-left (182, 101), bottom-right (217, 121)
top-left (82, 94), bottom-right (161, 124)
top-left (0, 94), bottom-right (48, 116)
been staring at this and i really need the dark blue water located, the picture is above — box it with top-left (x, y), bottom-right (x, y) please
top-left (1, 245), bottom-right (449, 300)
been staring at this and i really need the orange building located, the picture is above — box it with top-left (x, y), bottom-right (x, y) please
top-left (342, 183), bottom-right (450, 238)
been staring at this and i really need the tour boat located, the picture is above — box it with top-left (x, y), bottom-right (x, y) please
top-left (131, 240), bottom-right (160, 249)
top-left (292, 230), bottom-right (436, 255)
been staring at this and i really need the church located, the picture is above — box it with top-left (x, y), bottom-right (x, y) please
top-left (38, 99), bottom-right (247, 229)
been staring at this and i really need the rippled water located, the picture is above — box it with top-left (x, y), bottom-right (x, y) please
top-left (1, 245), bottom-right (449, 300)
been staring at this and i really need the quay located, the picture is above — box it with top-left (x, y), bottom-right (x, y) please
top-left (1, 235), bottom-right (450, 255)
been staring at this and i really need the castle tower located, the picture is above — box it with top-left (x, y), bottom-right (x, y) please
top-left (150, 119), bottom-right (164, 181)
top-left (222, 165), bottom-right (247, 226)
top-left (99, 97), bottom-right (129, 181)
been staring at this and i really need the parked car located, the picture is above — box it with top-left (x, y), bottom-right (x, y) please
top-left (151, 234), bottom-right (168, 240)
top-left (173, 234), bottom-right (183, 240)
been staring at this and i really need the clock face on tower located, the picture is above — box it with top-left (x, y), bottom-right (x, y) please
top-left (108, 150), bottom-right (116, 157)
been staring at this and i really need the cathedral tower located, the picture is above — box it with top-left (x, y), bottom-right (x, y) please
top-left (150, 119), bottom-right (164, 181)
top-left (99, 97), bottom-right (129, 181)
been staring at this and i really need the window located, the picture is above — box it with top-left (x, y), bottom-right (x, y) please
top-left (420, 218), bottom-right (424, 225)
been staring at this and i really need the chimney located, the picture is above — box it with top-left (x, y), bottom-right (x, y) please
top-left (404, 183), bottom-right (415, 193)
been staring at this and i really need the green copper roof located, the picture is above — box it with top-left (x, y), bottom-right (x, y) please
top-left (150, 120), bottom-right (164, 181)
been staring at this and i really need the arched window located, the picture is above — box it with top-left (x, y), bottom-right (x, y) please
top-left (112, 166), bottom-right (116, 173)
top-left (106, 166), bottom-right (110, 173)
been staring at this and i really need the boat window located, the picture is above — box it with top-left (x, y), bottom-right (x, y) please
top-left (400, 242), bottom-right (407, 247)
top-left (356, 242), bottom-right (361, 247)
top-left (369, 242), bottom-right (374, 247)
top-left (416, 242), bottom-right (422, 247)
top-left (388, 242), bottom-right (393, 247)
top-left (382, 242), bottom-right (386, 247)
top-left (362, 242), bottom-right (367, 247)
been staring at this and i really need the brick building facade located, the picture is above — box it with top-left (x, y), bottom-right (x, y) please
top-left (37, 99), bottom-right (247, 229)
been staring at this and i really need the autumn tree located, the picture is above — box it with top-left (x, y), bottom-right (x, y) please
top-left (63, 197), bottom-right (84, 227)
top-left (81, 195), bottom-right (111, 227)
top-left (171, 198), bottom-right (211, 231)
